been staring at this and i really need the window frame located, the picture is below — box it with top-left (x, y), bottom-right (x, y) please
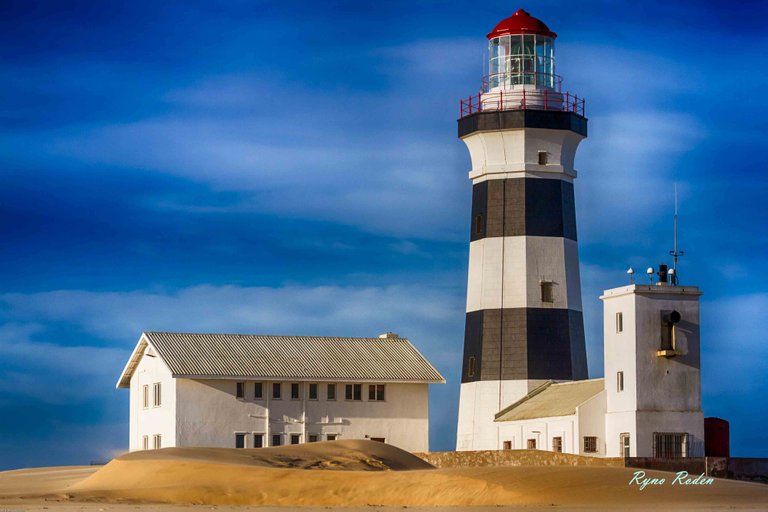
top-left (271, 434), bottom-right (283, 447)
top-left (235, 432), bottom-right (246, 449)
top-left (327, 383), bottom-right (336, 401)
top-left (290, 382), bottom-right (301, 400)
top-left (467, 356), bottom-right (476, 377)
top-left (617, 371), bottom-right (624, 392)
top-left (309, 383), bottom-right (318, 400)
top-left (142, 384), bottom-right (149, 409)
top-left (153, 434), bottom-right (162, 449)
top-left (368, 384), bottom-right (385, 401)
top-left (290, 434), bottom-right (301, 445)
top-left (254, 382), bottom-right (263, 400)
top-left (236, 381), bottom-right (245, 399)
top-left (583, 436), bottom-right (598, 453)
top-left (272, 382), bottom-right (282, 400)
top-left (538, 151), bottom-right (548, 165)
top-left (345, 383), bottom-right (362, 401)
top-left (152, 382), bottom-right (162, 407)
top-left (540, 281), bottom-right (554, 303)
top-left (616, 312), bottom-right (624, 333)
top-left (142, 435), bottom-right (149, 450)
top-left (253, 433), bottom-right (264, 448)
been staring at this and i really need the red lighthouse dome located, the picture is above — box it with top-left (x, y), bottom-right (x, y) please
top-left (487, 9), bottom-right (557, 39)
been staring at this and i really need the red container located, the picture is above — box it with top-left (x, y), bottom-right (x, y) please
top-left (705, 417), bottom-right (730, 457)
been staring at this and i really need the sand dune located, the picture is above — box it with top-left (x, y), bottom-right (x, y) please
top-left (1, 441), bottom-right (767, 510)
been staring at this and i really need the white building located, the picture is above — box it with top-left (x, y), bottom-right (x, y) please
top-left (116, 332), bottom-right (444, 453)
top-left (489, 281), bottom-right (704, 458)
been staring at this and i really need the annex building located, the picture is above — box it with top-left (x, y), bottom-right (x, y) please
top-left (117, 331), bottom-right (444, 453)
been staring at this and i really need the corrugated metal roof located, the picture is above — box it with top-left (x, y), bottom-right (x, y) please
top-left (494, 378), bottom-right (605, 422)
top-left (116, 332), bottom-right (445, 388)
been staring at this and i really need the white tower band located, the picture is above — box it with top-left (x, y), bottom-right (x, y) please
top-left (456, 10), bottom-right (589, 450)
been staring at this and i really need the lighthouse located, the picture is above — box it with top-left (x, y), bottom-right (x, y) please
top-left (456, 10), bottom-right (589, 451)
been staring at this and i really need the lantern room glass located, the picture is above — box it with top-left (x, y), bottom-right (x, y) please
top-left (488, 34), bottom-right (555, 90)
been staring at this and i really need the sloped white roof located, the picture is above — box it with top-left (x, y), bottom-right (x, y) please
top-left (494, 378), bottom-right (605, 422)
top-left (116, 331), bottom-right (445, 388)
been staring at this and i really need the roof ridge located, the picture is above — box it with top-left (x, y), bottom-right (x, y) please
top-left (144, 331), bottom-right (409, 341)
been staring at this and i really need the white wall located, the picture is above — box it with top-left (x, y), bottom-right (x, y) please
top-left (174, 379), bottom-right (430, 453)
top-left (461, 128), bottom-right (584, 182)
top-left (576, 390), bottom-right (606, 456)
top-left (497, 414), bottom-right (577, 453)
top-left (456, 379), bottom-right (549, 450)
top-left (129, 345), bottom-right (176, 451)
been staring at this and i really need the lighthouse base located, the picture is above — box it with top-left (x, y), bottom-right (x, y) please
top-left (456, 379), bottom-right (549, 451)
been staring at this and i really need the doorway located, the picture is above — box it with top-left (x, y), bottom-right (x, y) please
top-left (620, 433), bottom-right (630, 457)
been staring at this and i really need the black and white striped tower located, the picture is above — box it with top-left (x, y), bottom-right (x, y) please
top-left (456, 9), bottom-right (589, 450)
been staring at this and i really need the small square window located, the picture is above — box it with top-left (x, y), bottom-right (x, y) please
top-left (584, 436), bottom-right (598, 453)
top-left (327, 383), bottom-right (336, 400)
top-left (309, 383), bottom-right (318, 400)
top-left (254, 433), bottom-right (264, 448)
top-left (291, 383), bottom-right (300, 400)
top-left (326, 434), bottom-right (338, 441)
top-left (272, 382), bottom-right (282, 399)
top-left (538, 151), bottom-right (548, 165)
top-left (235, 433), bottom-right (246, 449)
top-left (236, 382), bottom-right (245, 399)
top-left (616, 312), bottom-right (624, 333)
top-left (308, 434), bottom-right (319, 443)
top-left (527, 439), bottom-right (537, 449)
top-left (345, 384), bottom-right (361, 401)
top-left (272, 434), bottom-right (282, 446)
top-left (290, 434), bottom-right (301, 445)
top-left (368, 384), bottom-right (385, 401)
top-left (254, 382), bottom-right (263, 399)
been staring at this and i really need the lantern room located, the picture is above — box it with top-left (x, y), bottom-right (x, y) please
top-left (487, 9), bottom-right (557, 91)
top-left (460, 9), bottom-right (584, 117)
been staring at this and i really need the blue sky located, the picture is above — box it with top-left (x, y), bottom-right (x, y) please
top-left (1, 0), bottom-right (767, 469)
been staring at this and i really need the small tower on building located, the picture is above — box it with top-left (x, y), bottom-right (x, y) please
top-left (601, 268), bottom-right (704, 458)
top-left (456, 9), bottom-right (589, 451)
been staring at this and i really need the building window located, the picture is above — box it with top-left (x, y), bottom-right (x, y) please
top-left (653, 432), bottom-right (688, 458)
top-left (368, 384), bottom-right (385, 401)
top-left (308, 434), bottom-right (319, 443)
top-left (474, 214), bottom-right (483, 235)
top-left (327, 383), bottom-right (336, 400)
top-left (527, 439), bottom-right (537, 450)
top-left (272, 434), bottom-right (282, 447)
top-left (272, 382), bottom-right (282, 399)
top-left (309, 383), bottom-right (318, 400)
top-left (153, 434), bottom-right (162, 449)
top-left (503, 441), bottom-right (512, 450)
top-left (552, 437), bottom-right (563, 453)
top-left (583, 436), bottom-right (598, 453)
top-left (345, 384), bottom-right (362, 401)
top-left (153, 382), bottom-right (162, 407)
top-left (235, 433), bottom-right (246, 449)
top-left (291, 383), bottom-right (301, 400)
top-left (540, 281), bottom-right (554, 303)
top-left (538, 151), bottom-right (548, 165)
top-left (236, 382), bottom-right (245, 399)
top-left (254, 382), bottom-right (263, 399)
top-left (326, 434), bottom-right (338, 441)
top-left (142, 435), bottom-right (149, 450)
top-left (142, 384), bottom-right (149, 409)
top-left (617, 371), bottom-right (624, 392)
top-left (620, 433), bottom-right (630, 458)
top-left (616, 312), bottom-right (623, 333)
top-left (290, 434), bottom-right (301, 445)
top-left (254, 433), bottom-right (264, 448)
top-left (467, 356), bottom-right (476, 377)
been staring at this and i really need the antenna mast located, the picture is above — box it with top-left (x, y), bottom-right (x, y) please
top-left (670, 184), bottom-right (684, 285)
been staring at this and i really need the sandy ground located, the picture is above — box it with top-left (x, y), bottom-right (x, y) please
top-left (1, 440), bottom-right (766, 511)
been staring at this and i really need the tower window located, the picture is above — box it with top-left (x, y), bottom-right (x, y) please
top-left (616, 312), bottom-right (623, 333)
top-left (540, 281), bottom-right (554, 303)
top-left (538, 151), bottom-right (548, 165)
top-left (467, 356), bottom-right (476, 377)
top-left (474, 214), bottom-right (483, 235)
top-left (617, 371), bottom-right (624, 392)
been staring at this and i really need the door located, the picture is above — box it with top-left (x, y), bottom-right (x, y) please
top-left (620, 433), bottom-right (630, 457)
